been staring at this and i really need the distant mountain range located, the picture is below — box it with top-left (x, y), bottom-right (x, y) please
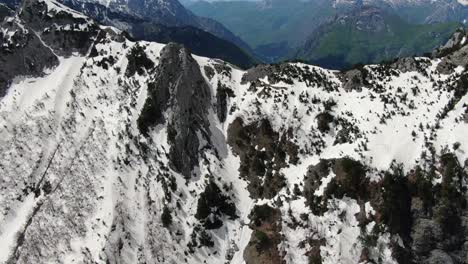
top-left (187, 0), bottom-right (334, 61)
top-left (1, 1), bottom-right (467, 263)
top-left (296, 6), bottom-right (459, 69)
top-left (58, 0), bottom-right (258, 68)
top-left (333, 0), bottom-right (468, 24)
top-left (62, 0), bottom-right (251, 50)
top-left (187, 0), bottom-right (466, 68)
top-left (0, 0), bottom-right (257, 68)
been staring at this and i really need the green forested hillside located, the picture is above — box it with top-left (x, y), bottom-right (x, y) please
top-left (188, 1), bottom-right (460, 68)
top-left (296, 8), bottom-right (460, 69)
top-left (188, 0), bottom-right (335, 61)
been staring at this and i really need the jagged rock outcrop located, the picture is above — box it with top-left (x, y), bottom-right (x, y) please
top-left (390, 57), bottom-right (431, 73)
top-left (433, 28), bottom-right (467, 57)
top-left (339, 68), bottom-right (368, 91)
top-left (20, 0), bottom-right (99, 56)
top-left (194, 180), bottom-right (237, 229)
top-left (0, 6), bottom-right (58, 97)
top-left (227, 118), bottom-right (298, 199)
top-left (138, 43), bottom-right (211, 178)
top-left (434, 28), bottom-right (468, 74)
top-left (216, 82), bottom-right (234, 123)
top-left (244, 204), bottom-right (284, 264)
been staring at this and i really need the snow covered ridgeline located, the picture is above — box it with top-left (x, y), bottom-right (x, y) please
top-left (0, 1), bottom-right (468, 263)
top-left (212, 54), bottom-right (468, 263)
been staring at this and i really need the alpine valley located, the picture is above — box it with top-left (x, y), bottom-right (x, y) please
top-left (187, 0), bottom-right (467, 66)
top-left (0, 1), bottom-right (468, 264)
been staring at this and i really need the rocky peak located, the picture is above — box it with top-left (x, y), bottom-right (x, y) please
top-left (138, 43), bottom-right (212, 178)
top-left (433, 28), bottom-right (468, 57)
top-left (431, 28), bottom-right (468, 73)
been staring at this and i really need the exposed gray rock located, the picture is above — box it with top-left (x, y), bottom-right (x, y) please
top-left (437, 44), bottom-right (468, 74)
top-left (203, 65), bottom-right (215, 80)
top-left (241, 63), bottom-right (301, 85)
top-left (0, 0), bottom-right (104, 98)
top-left (242, 62), bottom-right (338, 92)
top-left (216, 82), bottom-right (234, 123)
top-left (390, 57), bottom-right (431, 73)
top-left (316, 112), bottom-right (334, 133)
top-left (0, 15), bottom-right (58, 98)
top-left (244, 204), bottom-right (284, 264)
top-left (334, 127), bottom-right (351, 145)
top-left (213, 61), bottom-right (232, 77)
top-left (138, 43), bottom-right (212, 178)
top-left (20, 0), bottom-right (99, 56)
top-left (303, 159), bottom-right (332, 199)
top-left (241, 64), bottom-right (275, 85)
top-left (340, 69), bottom-right (366, 91)
top-left (433, 28), bottom-right (467, 58)
top-left (411, 217), bottom-right (440, 256)
top-left (433, 29), bottom-right (468, 74)
top-left (227, 118), bottom-right (299, 199)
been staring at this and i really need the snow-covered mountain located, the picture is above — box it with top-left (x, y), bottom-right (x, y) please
top-left (0, 0), bottom-right (467, 264)
top-left (1, 0), bottom-right (252, 54)
top-left (59, 0), bottom-right (253, 53)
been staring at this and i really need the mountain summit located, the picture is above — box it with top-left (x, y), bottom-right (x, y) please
top-left (0, 0), bottom-right (467, 264)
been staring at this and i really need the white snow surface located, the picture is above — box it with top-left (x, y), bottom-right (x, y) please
top-left (0, 19), bottom-right (467, 264)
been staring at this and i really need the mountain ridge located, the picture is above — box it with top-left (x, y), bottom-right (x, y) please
top-left (0, 1), bottom-right (467, 263)
top-left (60, 0), bottom-right (253, 52)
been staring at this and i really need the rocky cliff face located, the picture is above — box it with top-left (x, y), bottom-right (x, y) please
top-left (138, 42), bottom-right (212, 178)
top-left (0, 1), bottom-right (467, 264)
top-left (0, 9), bottom-right (58, 97)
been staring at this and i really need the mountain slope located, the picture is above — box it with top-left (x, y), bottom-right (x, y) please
top-left (187, 0), bottom-right (335, 61)
top-left (2, 0), bottom-right (260, 63)
top-left (187, 0), bottom-right (463, 66)
top-left (333, 0), bottom-right (468, 24)
top-left (60, 0), bottom-right (254, 54)
top-left (296, 6), bottom-right (459, 69)
top-left (48, 0), bottom-right (257, 68)
top-left (0, 1), bottom-right (467, 264)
